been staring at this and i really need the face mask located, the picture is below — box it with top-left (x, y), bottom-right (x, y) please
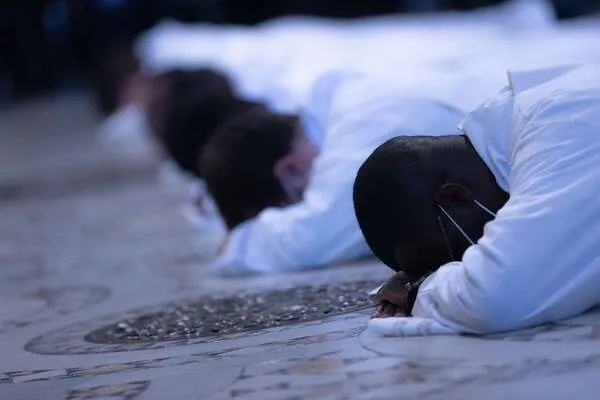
top-left (300, 112), bottom-right (325, 149)
top-left (437, 199), bottom-right (496, 260)
top-left (279, 172), bottom-right (304, 204)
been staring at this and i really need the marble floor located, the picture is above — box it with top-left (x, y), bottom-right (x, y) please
top-left (2, 95), bottom-right (600, 400)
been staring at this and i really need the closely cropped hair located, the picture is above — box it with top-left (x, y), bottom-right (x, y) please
top-left (151, 68), bottom-right (255, 177)
top-left (201, 108), bottom-right (298, 229)
top-left (353, 136), bottom-right (443, 273)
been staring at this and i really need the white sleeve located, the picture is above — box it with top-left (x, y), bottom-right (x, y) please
top-left (413, 117), bottom-right (600, 334)
top-left (211, 74), bottom-right (467, 276)
top-left (298, 70), bottom-right (364, 147)
top-left (210, 99), bottom-right (424, 275)
top-left (209, 163), bottom-right (369, 275)
top-left (210, 73), bottom-right (375, 275)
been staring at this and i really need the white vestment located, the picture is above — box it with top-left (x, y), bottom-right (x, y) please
top-left (370, 64), bottom-right (600, 337)
top-left (210, 71), bottom-right (505, 275)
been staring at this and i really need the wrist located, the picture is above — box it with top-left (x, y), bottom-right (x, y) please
top-left (405, 285), bottom-right (419, 315)
top-left (403, 271), bottom-right (432, 315)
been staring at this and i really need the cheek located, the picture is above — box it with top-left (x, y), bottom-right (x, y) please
top-left (395, 233), bottom-right (452, 277)
top-left (302, 148), bottom-right (318, 169)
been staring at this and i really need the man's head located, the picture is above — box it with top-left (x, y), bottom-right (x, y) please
top-left (353, 135), bottom-right (508, 279)
top-left (145, 68), bottom-right (252, 177)
top-left (201, 108), bottom-right (319, 229)
top-left (92, 41), bottom-right (140, 115)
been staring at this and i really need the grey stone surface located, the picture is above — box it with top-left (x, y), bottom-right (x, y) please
top-left (2, 94), bottom-right (600, 400)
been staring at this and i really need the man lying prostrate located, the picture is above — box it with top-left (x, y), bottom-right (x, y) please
top-left (145, 69), bottom-right (266, 225)
top-left (201, 70), bottom-right (506, 275)
top-left (99, 68), bottom-right (245, 161)
top-left (143, 69), bottom-right (263, 178)
top-left (132, 0), bottom-right (557, 115)
top-left (100, 67), bottom-right (264, 227)
top-left (353, 64), bottom-right (600, 336)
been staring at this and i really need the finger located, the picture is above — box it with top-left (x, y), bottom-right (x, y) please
top-left (394, 309), bottom-right (409, 317)
top-left (371, 302), bottom-right (388, 319)
top-left (376, 291), bottom-right (407, 307)
top-left (381, 303), bottom-right (398, 318)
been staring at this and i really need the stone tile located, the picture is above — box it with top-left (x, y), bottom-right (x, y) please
top-left (214, 387), bottom-right (307, 400)
top-left (243, 360), bottom-right (293, 377)
top-left (141, 370), bottom-right (240, 400)
top-left (229, 374), bottom-right (296, 392)
top-left (68, 364), bottom-right (242, 400)
top-left (342, 357), bottom-right (406, 374)
top-left (429, 368), bottom-right (600, 400)
top-left (285, 359), bottom-right (346, 375)
top-left (355, 381), bottom-right (450, 400)
top-left (66, 381), bottom-right (150, 400)
top-left (288, 372), bottom-right (346, 388)
top-left (12, 368), bottom-right (69, 383)
top-left (0, 379), bottom-right (83, 400)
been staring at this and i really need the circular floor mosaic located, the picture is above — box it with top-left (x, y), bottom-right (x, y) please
top-left (86, 281), bottom-right (378, 344)
top-left (25, 281), bottom-right (379, 355)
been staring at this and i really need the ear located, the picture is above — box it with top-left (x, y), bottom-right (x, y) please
top-left (434, 182), bottom-right (472, 205)
top-left (273, 155), bottom-right (297, 181)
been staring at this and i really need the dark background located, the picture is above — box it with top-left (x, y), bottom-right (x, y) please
top-left (0, 0), bottom-right (598, 109)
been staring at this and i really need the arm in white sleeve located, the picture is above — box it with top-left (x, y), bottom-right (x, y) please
top-left (210, 134), bottom-right (377, 274)
top-left (413, 118), bottom-right (600, 334)
top-left (212, 98), bottom-right (433, 275)
top-left (212, 73), bottom-right (467, 275)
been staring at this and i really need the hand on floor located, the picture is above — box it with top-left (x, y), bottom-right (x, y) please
top-left (371, 271), bottom-right (412, 318)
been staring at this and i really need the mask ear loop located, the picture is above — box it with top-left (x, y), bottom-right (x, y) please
top-left (437, 204), bottom-right (475, 245)
top-left (280, 176), bottom-right (302, 203)
top-left (403, 211), bottom-right (459, 293)
top-left (473, 199), bottom-right (497, 217)
top-left (404, 202), bottom-right (486, 293)
top-left (437, 214), bottom-right (457, 261)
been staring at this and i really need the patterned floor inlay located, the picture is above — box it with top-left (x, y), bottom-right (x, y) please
top-left (66, 381), bottom-right (150, 400)
top-left (86, 281), bottom-right (378, 344)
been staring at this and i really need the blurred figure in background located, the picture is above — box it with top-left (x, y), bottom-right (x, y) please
top-left (2, 0), bottom-right (599, 106)
top-left (145, 69), bottom-right (265, 224)
top-left (100, 67), bottom-right (265, 221)
top-left (201, 69), bottom-right (507, 275)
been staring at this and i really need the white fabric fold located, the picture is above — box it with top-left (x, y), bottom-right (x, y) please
top-left (368, 317), bottom-right (456, 337)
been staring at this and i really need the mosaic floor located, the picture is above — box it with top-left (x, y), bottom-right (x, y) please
top-left (2, 95), bottom-right (600, 400)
